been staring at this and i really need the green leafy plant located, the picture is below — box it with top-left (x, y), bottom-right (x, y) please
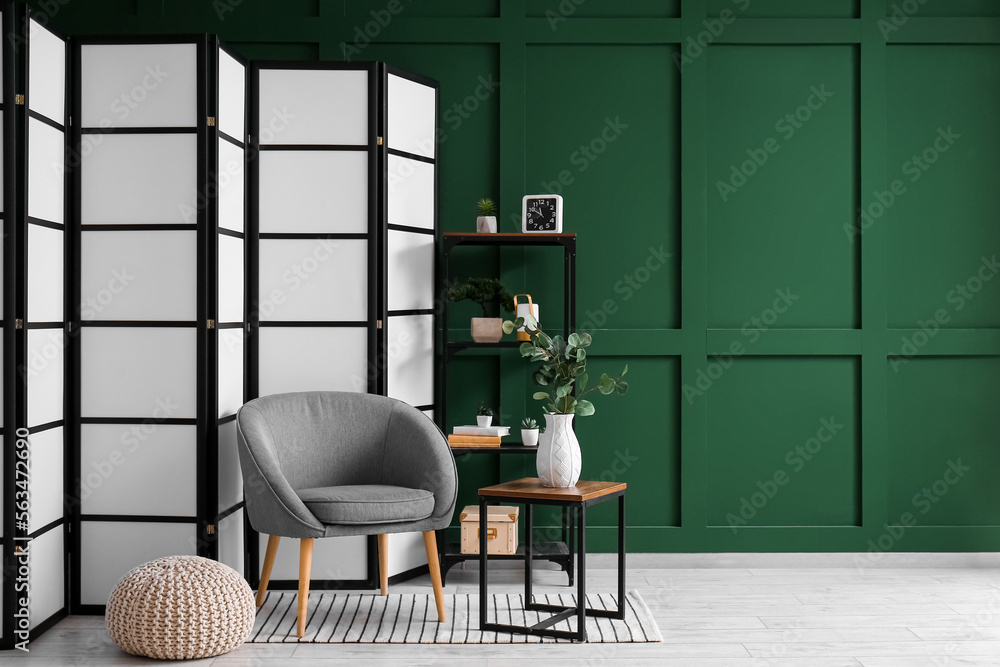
top-left (446, 278), bottom-right (515, 318)
top-left (477, 402), bottom-right (495, 417)
top-left (521, 417), bottom-right (538, 429)
top-left (502, 315), bottom-right (628, 417)
top-left (476, 198), bottom-right (497, 217)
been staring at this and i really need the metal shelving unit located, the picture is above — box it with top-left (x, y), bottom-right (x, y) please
top-left (437, 232), bottom-right (577, 584)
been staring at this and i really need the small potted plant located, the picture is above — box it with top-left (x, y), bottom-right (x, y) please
top-left (476, 198), bottom-right (497, 233)
top-left (446, 277), bottom-right (515, 343)
top-left (520, 417), bottom-right (540, 447)
top-left (477, 403), bottom-right (495, 427)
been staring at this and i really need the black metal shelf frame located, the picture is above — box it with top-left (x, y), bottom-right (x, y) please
top-left (437, 232), bottom-right (577, 585)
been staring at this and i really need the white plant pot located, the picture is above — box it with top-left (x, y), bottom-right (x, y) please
top-left (536, 413), bottom-right (581, 488)
top-left (476, 216), bottom-right (497, 233)
top-left (520, 428), bottom-right (539, 447)
top-left (477, 415), bottom-right (493, 427)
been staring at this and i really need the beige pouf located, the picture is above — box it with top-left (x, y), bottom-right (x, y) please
top-left (106, 555), bottom-right (255, 660)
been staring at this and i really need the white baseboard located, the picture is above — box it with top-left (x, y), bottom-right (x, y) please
top-left (591, 552), bottom-right (1000, 568)
top-left (466, 552), bottom-right (1000, 570)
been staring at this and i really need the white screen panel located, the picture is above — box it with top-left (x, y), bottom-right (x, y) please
top-left (28, 18), bottom-right (65, 122)
top-left (258, 327), bottom-right (368, 396)
top-left (259, 533), bottom-right (367, 581)
top-left (80, 424), bottom-right (196, 516)
top-left (0, 110), bottom-right (4, 213)
top-left (219, 235), bottom-right (244, 323)
top-left (258, 239), bottom-right (366, 322)
top-left (81, 133), bottom-right (197, 224)
top-left (81, 328), bottom-right (196, 418)
top-left (387, 74), bottom-right (436, 159)
top-left (387, 532), bottom-right (426, 577)
top-left (218, 509), bottom-right (244, 576)
top-left (386, 315), bottom-right (434, 407)
top-left (80, 43), bottom-right (197, 128)
top-left (387, 231), bottom-right (433, 311)
top-left (80, 522), bottom-right (197, 605)
top-left (27, 427), bottom-right (63, 531)
top-left (27, 330), bottom-right (64, 427)
top-left (218, 49), bottom-right (245, 140)
top-left (258, 151), bottom-right (368, 234)
top-left (387, 155), bottom-right (434, 230)
top-left (257, 69), bottom-right (367, 145)
top-left (218, 328), bottom-right (244, 418)
top-left (80, 230), bottom-right (197, 321)
top-left (27, 119), bottom-right (64, 224)
top-left (218, 139), bottom-right (245, 233)
top-left (28, 528), bottom-right (64, 629)
top-left (27, 224), bottom-right (64, 322)
top-left (218, 420), bottom-right (242, 511)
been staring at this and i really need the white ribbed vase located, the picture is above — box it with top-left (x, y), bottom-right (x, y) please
top-left (536, 413), bottom-right (581, 488)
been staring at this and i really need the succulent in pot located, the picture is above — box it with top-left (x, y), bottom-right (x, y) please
top-left (476, 198), bottom-right (497, 233)
top-left (520, 417), bottom-right (540, 447)
top-left (477, 402), bottom-right (495, 427)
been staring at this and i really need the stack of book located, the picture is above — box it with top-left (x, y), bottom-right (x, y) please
top-left (447, 425), bottom-right (511, 448)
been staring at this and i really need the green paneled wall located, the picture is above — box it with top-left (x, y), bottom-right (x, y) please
top-left (36, 0), bottom-right (1000, 553)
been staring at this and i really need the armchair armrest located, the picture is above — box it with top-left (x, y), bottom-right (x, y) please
top-left (236, 404), bottom-right (326, 538)
top-left (380, 402), bottom-right (458, 525)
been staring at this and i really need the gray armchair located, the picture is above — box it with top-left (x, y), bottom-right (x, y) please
top-left (236, 391), bottom-right (457, 636)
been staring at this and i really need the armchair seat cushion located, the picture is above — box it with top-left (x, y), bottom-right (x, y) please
top-left (296, 484), bottom-right (435, 525)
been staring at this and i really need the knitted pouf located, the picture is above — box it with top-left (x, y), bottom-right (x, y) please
top-left (106, 555), bottom-right (255, 660)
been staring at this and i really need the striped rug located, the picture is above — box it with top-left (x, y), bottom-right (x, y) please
top-left (250, 590), bottom-right (661, 643)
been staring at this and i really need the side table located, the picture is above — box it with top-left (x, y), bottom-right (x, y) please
top-left (478, 477), bottom-right (626, 642)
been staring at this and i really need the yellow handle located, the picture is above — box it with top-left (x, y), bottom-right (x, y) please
top-left (512, 294), bottom-right (534, 311)
top-left (478, 527), bottom-right (498, 540)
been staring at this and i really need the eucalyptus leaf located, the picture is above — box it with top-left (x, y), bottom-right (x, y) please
top-left (575, 399), bottom-right (595, 416)
top-left (567, 332), bottom-right (581, 348)
top-left (519, 342), bottom-right (535, 356)
top-left (556, 384), bottom-right (572, 398)
top-left (578, 373), bottom-right (589, 393)
top-left (615, 380), bottom-right (629, 395)
top-left (577, 348), bottom-right (586, 361)
top-left (532, 391), bottom-right (549, 401)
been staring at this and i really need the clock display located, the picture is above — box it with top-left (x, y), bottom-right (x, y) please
top-left (521, 194), bottom-right (563, 233)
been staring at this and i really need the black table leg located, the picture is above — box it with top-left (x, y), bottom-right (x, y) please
top-left (479, 497), bottom-right (488, 626)
top-left (525, 502), bottom-right (533, 605)
top-left (617, 493), bottom-right (626, 620)
top-left (567, 506), bottom-right (575, 586)
top-left (576, 502), bottom-right (587, 641)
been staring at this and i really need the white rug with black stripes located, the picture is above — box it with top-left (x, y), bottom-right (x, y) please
top-left (250, 591), bottom-right (661, 643)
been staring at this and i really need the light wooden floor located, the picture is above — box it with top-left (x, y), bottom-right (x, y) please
top-left (7, 563), bottom-right (1000, 666)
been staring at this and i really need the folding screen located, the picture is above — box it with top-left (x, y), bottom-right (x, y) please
top-left (0, 28), bottom-right (438, 629)
top-left (22, 11), bottom-right (70, 636)
top-left (381, 67), bottom-right (439, 579)
top-left (248, 62), bottom-right (380, 589)
top-left (73, 37), bottom-right (207, 609)
top-left (211, 42), bottom-right (248, 576)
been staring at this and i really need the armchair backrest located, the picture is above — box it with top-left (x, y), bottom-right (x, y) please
top-left (237, 391), bottom-right (398, 491)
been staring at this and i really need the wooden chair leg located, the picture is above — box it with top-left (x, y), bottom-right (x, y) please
top-left (297, 538), bottom-right (314, 637)
top-left (422, 531), bottom-right (446, 623)
top-left (378, 534), bottom-right (389, 595)
top-left (256, 535), bottom-right (280, 607)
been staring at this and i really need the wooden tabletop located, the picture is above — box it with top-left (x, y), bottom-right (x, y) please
top-left (479, 477), bottom-right (626, 502)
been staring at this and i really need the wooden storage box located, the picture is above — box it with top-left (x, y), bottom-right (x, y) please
top-left (459, 505), bottom-right (519, 555)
